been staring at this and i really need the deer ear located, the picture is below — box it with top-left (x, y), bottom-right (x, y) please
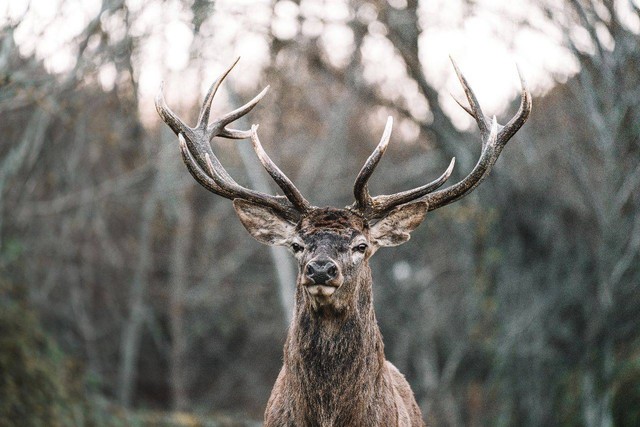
top-left (370, 201), bottom-right (429, 247)
top-left (233, 199), bottom-right (296, 246)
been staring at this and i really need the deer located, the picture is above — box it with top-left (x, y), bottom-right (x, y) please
top-left (156, 57), bottom-right (531, 426)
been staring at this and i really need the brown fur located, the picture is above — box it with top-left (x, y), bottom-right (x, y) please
top-left (262, 208), bottom-right (426, 426)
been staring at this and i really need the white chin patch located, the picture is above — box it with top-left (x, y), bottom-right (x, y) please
top-left (306, 285), bottom-right (337, 297)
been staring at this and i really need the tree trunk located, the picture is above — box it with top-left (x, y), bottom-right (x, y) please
top-left (117, 168), bottom-right (158, 406)
top-left (168, 193), bottom-right (194, 411)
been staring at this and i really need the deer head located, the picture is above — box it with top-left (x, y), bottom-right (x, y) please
top-left (156, 57), bottom-right (530, 314)
top-left (233, 198), bottom-right (435, 313)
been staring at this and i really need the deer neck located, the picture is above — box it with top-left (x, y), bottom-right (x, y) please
top-left (283, 268), bottom-right (387, 424)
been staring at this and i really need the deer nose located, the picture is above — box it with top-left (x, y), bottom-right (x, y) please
top-left (305, 258), bottom-right (338, 284)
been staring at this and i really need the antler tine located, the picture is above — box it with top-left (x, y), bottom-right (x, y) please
top-left (177, 134), bottom-right (299, 219)
top-left (354, 116), bottom-right (393, 211)
top-left (195, 56), bottom-right (271, 140)
top-left (497, 64), bottom-right (532, 142)
top-left (419, 62), bottom-right (531, 212)
top-left (423, 116), bottom-right (502, 211)
top-left (216, 85), bottom-right (270, 139)
top-left (177, 134), bottom-right (234, 198)
top-left (350, 116), bottom-right (456, 219)
top-left (350, 156), bottom-right (456, 220)
top-left (452, 93), bottom-right (474, 118)
top-left (156, 65), bottom-right (248, 185)
top-left (250, 125), bottom-right (311, 212)
top-left (156, 82), bottom-right (192, 138)
top-left (350, 61), bottom-right (531, 220)
top-left (366, 158), bottom-right (455, 216)
top-left (450, 56), bottom-right (491, 138)
top-left (196, 57), bottom-right (240, 130)
top-left (156, 58), bottom-right (309, 221)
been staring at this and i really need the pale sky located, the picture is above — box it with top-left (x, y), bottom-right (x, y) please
top-left (1, 0), bottom-right (606, 129)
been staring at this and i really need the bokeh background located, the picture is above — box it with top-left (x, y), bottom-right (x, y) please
top-left (1, 0), bottom-right (640, 425)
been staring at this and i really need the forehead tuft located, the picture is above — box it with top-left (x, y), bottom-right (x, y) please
top-left (298, 207), bottom-right (367, 237)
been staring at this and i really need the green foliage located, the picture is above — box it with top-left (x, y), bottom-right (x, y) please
top-left (0, 238), bottom-right (23, 267)
top-left (613, 360), bottom-right (640, 427)
top-left (0, 279), bottom-right (66, 426)
top-left (128, 411), bottom-right (259, 426)
top-left (0, 280), bottom-right (126, 427)
top-left (555, 371), bottom-right (582, 427)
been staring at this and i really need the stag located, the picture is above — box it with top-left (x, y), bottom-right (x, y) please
top-left (156, 58), bottom-right (531, 426)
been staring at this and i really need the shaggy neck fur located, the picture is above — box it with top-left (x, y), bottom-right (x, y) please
top-left (283, 267), bottom-right (388, 426)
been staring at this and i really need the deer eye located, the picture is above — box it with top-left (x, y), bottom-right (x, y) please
top-left (291, 242), bottom-right (304, 253)
top-left (353, 243), bottom-right (368, 253)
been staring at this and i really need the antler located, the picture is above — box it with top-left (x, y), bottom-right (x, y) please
top-left (350, 58), bottom-right (532, 220)
top-left (156, 58), bottom-right (311, 222)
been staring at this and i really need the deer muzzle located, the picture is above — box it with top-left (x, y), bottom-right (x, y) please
top-left (303, 257), bottom-right (343, 297)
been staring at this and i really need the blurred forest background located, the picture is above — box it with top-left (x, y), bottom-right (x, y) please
top-left (1, 0), bottom-right (640, 425)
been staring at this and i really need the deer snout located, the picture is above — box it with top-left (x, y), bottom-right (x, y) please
top-left (305, 258), bottom-right (339, 285)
